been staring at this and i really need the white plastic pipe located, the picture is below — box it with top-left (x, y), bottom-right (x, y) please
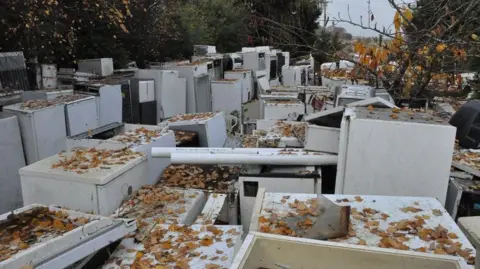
top-left (169, 153), bottom-right (338, 166)
top-left (151, 147), bottom-right (285, 158)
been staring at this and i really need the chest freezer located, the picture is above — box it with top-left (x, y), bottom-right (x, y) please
top-left (231, 232), bottom-right (467, 269)
top-left (77, 58), bottom-right (114, 77)
top-left (262, 99), bottom-right (304, 120)
top-left (159, 164), bottom-right (241, 225)
top-left (225, 69), bottom-right (254, 102)
top-left (136, 69), bottom-right (187, 121)
top-left (108, 124), bottom-right (176, 185)
top-left (336, 107), bottom-right (456, 205)
top-left (164, 112), bottom-right (227, 147)
top-left (166, 63), bottom-right (210, 113)
top-left (0, 204), bottom-right (136, 269)
top-left (211, 79), bottom-right (244, 114)
top-left (103, 224), bottom-right (242, 269)
top-left (21, 89), bottom-right (73, 101)
top-left (19, 146), bottom-right (148, 216)
top-left (2, 101), bottom-right (67, 165)
top-left (239, 164), bottom-right (321, 233)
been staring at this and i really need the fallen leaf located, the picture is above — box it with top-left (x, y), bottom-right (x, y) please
top-left (53, 219), bottom-right (66, 230)
top-left (434, 248), bottom-right (447, 255)
top-left (200, 255), bottom-right (208, 260)
top-left (221, 256), bottom-right (228, 261)
top-left (432, 209), bottom-right (442, 216)
top-left (259, 216), bottom-right (270, 223)
top-left (354, 196), bottom-right (363, 202)
top-left (281, 199), bottom-right (287, 204)
top-left (216, 250), bottom-right (224, 254)
top-left (448, 233), bottom-right (459, 239)
top-left (206, 264), bottom-right (220, 269)
top-left (401, 207), bottom-right (422, 213)
top-left (199, 238), bottom-right (214, 247)
top-left (358, 239), bottom-right (367, 245)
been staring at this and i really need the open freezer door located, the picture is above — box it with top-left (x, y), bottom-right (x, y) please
top-left (194, 74), bottom-right (212, 113)
top-left (257, 77), bottom-right (270, 93)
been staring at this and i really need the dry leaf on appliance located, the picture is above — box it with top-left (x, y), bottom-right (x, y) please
top-left (358, 239), bottom-right (367, 245)
top-left (401, 207), bottom-right (423, 213)
top-left (432, 209), bottom-right (442, 216)
top-left (354, 196), bottom-right (363, 202)
top-left (206, 264), bottom-right (221, 269)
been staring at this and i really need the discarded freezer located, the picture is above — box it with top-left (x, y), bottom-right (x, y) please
top-left (336, 107), bottom-right (456, 205)
top-left (19, 146), bottom-right (148, 215)
top-left (108, 124), bottom-right (176, 185)
top-left (231, 232), bottom-right (467, 269)
top-left (261, 99), bottom-right (304, 120)
top-left (21, 89), bottom-right (73, 101)
top-left (239, 158), bottom-right (322, 233)
top-left (77, 58), bottom-right (114, 77)
top-left (104, 224), bottom-right (242, 269)
top-left (2, 101), bottom-right (67, 165)
top-left (0, 204), bottom-right (136, 269)
top-left (60, 94), bottom-right (99, 137)
top-left (136, 69), bottom-right (187, 121)
top-left (224, 69), bottom-right (254, 102)
top-left (211, 79), bottom-right (244, 114)
top-left (162, 112), bottom-right (227, 147)
top-left (249, 191), bottom-right (476, 267)
top-left (74, 83), bottom-right (122, 127)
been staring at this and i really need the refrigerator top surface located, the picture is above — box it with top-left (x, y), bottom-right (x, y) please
top-left (353, 107), bottom-right (451, 125)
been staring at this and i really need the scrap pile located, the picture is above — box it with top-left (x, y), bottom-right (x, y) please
top-left (453, 149), bottom-right (480, 170)
top-left (51, 148), bottom-right (144, 173)
top-left (0, 207), bottom-right (89, 261)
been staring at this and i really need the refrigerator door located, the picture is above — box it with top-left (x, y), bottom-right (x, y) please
top-left (194, 75), bottom-right (212, 113)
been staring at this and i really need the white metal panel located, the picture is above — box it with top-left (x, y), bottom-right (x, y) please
top-left (225, 70), bottom-right (253, 102)
top-left (167, 112), bottom-right (227, 147)
top-left (0, 116), bottom-right (26, 214)
top-left (138, 80), bottom-right (155, 103)
top-left (304, 124), bottom-right (340, 153)
top-left (212, 80), bottom-right (243, 114)
top-left (98, 84), bottom-right (122, 126)
top-left (64, 96), bottom-right (98, 136)
top-left (336, 109), bottom-right (456, 205)
top-left (263, 101), bottom-right (304, 120)
top-left (41, 64), bottom-right (57, 89)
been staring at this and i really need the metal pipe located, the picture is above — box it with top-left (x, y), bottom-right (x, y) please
top-left (169, 153), bottom-right (338, 166)
top-left (151, 147), bottom-right (286, 158)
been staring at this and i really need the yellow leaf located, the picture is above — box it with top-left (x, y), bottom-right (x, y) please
top-left (393, 11), bottom-right (401, 31)
top-left (403, 8), bottom-right (413, 22)
top-left (472, 34), bottom-right (479, 41)
top-left (436, 43), bottom-right (447, 53)
top-left (45, 10), bottom-right (50, 15)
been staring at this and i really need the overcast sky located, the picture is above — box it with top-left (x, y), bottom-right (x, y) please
top-left (326, 0), bottom-right (415, 37)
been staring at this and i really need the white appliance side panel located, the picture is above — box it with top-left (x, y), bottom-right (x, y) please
top-left (2, 111), bottom-right (36, 165)
top-left (0, 116), bottom-right (26, 214)
top-left (304, 125), bottom-right (340, 154)
top-left (263, 105), bottom-right (304, 120)
top-left (212, 84), bottom-right (242, 114)
top-left (65, 99), bottom-right (99, 136)
top-left (34, 106), bottom-right (67, 163)
top-left (239, 176), bottom-right (316, 233)
top-left (97, 161), bottom-right (148, 215)
top-left (99, 85), bottom-right (122, 126)
top-left (21, 175), bottom-right (99, 212)
top-left (340, 119), bottom-right (455, 205)
top-left (177, 69), bottom-right (196, 113)
top-left (133, 133), bottom-right (175, 185)
top-left (162, 72), bottom-right (187, 119)
top-left (206, 113), bottom-right (227, 147)
top-left (138, 80), bottom-right (155, 103)
top-left (137, 69), bottom-right (163, 122)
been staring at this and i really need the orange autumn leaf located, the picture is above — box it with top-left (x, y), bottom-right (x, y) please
top-left (199, 238), bottom-right (214, 247)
